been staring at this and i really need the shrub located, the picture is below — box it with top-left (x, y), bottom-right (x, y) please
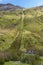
top-left (21, 53), bottom-right (40, 65)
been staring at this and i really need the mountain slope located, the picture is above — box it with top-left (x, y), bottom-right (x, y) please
top-left (0, 4), bottom-right (43, 55)
top-left (23, 6), bottom-right (43, 17)
top-left (0, 3), bottom-right (23, 11)
top-left (0, 5), bottom-right (43, 65)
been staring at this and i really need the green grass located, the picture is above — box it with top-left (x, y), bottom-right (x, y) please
top-left (24, 15), bottom-right (43, 32)
top-left (0, 8), bottom-right (43, 51)
top-left (0, 13), bottom-right (19, 29)
top-left (0, 29), bottom-right (18, 51)
top-left (4, 61), bottom-right (29, 65)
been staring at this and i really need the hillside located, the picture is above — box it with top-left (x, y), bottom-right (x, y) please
top-left (0, 4), bottom-right (43, 65)
top-left (0, 4), bottom-right (43, 51)
top-left (0, 3), bottom-right (23, 11)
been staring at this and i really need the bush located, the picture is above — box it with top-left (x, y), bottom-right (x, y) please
top-left (21, 53), bottom-right (40, 65)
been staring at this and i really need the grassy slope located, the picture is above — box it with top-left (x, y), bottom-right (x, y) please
top-left (20, 7), bottom-right (43, 51)
top-left (0, 11), bottom-right (20, 50)
top-left (0, 6), bottom-right (43, 52)
top-left (0, 6), bottom-right (43, 65)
